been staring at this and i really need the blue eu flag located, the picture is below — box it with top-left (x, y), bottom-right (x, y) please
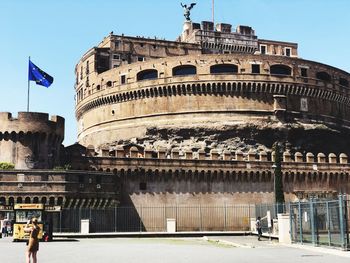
top-left (28, 60), bottom-right (54, 88)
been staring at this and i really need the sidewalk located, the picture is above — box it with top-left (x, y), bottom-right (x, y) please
top-left (53, 230), bottom-right (251, 239)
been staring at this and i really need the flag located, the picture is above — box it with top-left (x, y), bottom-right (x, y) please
top-left (28, 59), bottom-right (54, 88)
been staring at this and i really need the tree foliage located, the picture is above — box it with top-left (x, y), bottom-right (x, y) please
top-left (0, 162), bottom-right (15, 170)
top-left (273, 142), bottom-right (285, 205)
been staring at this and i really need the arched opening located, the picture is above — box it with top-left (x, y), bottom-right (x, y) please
top-left (339, 78), bottom-right (349, 87)
top-left (137, 69), bottom-right (158, 81)
top-left (9, 197), bottom-right (14, 205)
top-left (210, 64), bottom-right (238, 74)
top-left (172, 65), bottom-right (197, 76)
top-left (41, 197), bottom-right (47, 204)
top-left (17, 197), bottom-right (23, 204)
top-left (316, 71), bottom-right (331, 82)
top-left (25, 197), bottom-right (31, 204)
top-left (106, 81), bottom-right (112, 87)
top-left (57, 197), bottom-right (63, 206)
top-left (49, 197), bottom-right (55, 205)
top-left (0, 197), bottom-right (5, 205)
top-left (33, 197), bottom-right (39, 204)
top-left (270, 64), bottom-right (292, 76)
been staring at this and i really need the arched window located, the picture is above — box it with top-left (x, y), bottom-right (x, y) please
top-left (137, 69), bottom-right (158, 81)
top-left (270, 64), bottom-right (292, 76)
top-left (210, 64), bottom-right (238, 74)
top-left (316, 71), bottom-right (331, 82)
top-left (172, 65), bottom-right (197, 76)
top-left (339, 78), bottom-right (349, 87)
top-left (106, 81), bottom-right (112, 87)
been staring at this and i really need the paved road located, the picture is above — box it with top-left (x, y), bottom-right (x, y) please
top-left (0, 236), bottom-right (349, 263)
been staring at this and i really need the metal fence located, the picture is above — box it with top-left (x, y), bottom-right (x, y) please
top-left (290, 196), bottom-right (349, 250)
top-left (51, 204), bottom-right (257, 233)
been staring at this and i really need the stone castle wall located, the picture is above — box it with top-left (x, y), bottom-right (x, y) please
top-left (0, 112), bottom-right (64, 169)
top-left (75, 53), bottom-right (350, 153)
top-left (67, 146), bottom-right (350, 206)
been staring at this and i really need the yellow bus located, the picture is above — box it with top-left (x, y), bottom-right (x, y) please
top-left (13, 204), bottom-right (44, 241)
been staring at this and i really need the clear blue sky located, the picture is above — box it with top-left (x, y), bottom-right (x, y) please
top-left (0, 0), bottom-right (349, 146)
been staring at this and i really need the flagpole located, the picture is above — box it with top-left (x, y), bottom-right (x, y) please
top-left (27, 56), bottom-right (30, 112)
top-left (212, 0), bottom-right (215, 24)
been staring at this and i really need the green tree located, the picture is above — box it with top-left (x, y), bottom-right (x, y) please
top-left (0, 162), bottom-right (15, 170)
top-left (273, 142), bottom-right (285, 205)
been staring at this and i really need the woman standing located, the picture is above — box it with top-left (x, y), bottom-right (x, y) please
top-left (24, 218), bottom-right (41, 263)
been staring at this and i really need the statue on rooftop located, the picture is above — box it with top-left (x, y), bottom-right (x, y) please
top-left (181, 3), bottom-right (196, 21)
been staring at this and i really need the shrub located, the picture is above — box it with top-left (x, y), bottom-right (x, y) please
top-left (0, 162), bottom-right (15, 170)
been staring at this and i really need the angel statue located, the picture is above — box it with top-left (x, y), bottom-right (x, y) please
top-left (181, 3), bottom-right (196, 21)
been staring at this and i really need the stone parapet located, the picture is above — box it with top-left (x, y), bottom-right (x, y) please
top-left (0, 112), bottom-right (65, 169)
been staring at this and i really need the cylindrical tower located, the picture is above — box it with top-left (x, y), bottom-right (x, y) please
top-left (0, 112), bottom-right (65, 169)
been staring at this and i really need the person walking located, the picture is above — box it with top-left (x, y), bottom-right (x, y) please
top-left (24, 218), bottom-right (41, 263)
top-left (256, 216), bottom-right (263, 241)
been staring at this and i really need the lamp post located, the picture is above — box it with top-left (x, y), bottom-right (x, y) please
top-left (272, 163), bottom-right (277, 203)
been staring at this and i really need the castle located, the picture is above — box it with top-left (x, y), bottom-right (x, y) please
top-left (0, 17), bottom-right (350, 210)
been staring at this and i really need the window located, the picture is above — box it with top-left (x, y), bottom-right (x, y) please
top-left (137, 69), bottom-right (158, 81)
top-left (260, 45), bottom-right (267, 55)
top-left (96, 85), bottom-right (100, 91)
top-left (120, 75), bottom-right (126, 84)
top-left (139, 182), bottom-right (147, 190)
top-left (301, 68), bottom-right (308, 77)
top-left (115, 41), bottom-right (120, 49)
top-left (285, 48), bottom-right (291, 57)
top-left (106, 81), bottom-right (112, 87)
top-left (86, 60), bottom-right (89, 74)
top-left (96, 176), bottom-right (101, 184)
top-left (270, 64), bottom-right (292, 76)
top-left (210, 64), bottom-right (238, 74)
top-left (172, 65), bottom-right (197, 76)
top-left (113, 54), bottom-right (120, 60)
top-left (339, 78), bottom-right (349, 87)
top-left (78, 175), bottom-right (84, 183)
top-left (138, 56), bottom-right (145, 62)
top-left (251, 64), bottom-right (260, 74)
top-left (316, 72), bottom-right (331, 82)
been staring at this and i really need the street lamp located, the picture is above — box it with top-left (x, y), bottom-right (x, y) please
top-left (272, 163), bottom-right (277, 203)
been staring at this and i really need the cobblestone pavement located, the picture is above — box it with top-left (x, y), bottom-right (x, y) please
top-left (0, 236), bottom-right (349, 263)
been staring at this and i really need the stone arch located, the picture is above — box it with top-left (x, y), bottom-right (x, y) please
top-left (49, 197), bottom-right (55, 205)
top-left (137, 69), bottom-right (158, 81)
top-left (316, 71), bottom-right (331, 82)
top-left (210, 64), bottom-right (238, 74)
top-left (9, 197), bottom-right (14, 205)
top-left (270, 64), bottom-right (292, 76)
top-left (57, 197), bottom-right (64, 206)
top-left (172, 65), bottom-right (197, 76)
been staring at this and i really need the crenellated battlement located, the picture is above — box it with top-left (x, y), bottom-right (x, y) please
top-left (0, 112), bottom-right (65, 169)
top-left (84, 145), bottom-right (348, 165)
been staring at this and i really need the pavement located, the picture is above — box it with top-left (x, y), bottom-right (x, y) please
top-left (0, 235), bottom-right (349, 263)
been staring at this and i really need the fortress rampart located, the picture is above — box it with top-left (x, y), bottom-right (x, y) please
top-left (0, 112), bottom-right (65, 169)
top-left (66, 146), bottom-right (350, 205)
top-left (75, 53), bottom-right (350, 154)
top-left (0, 170), bottom-right (118, 208)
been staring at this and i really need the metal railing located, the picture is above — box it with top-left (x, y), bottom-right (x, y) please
top-left (290, 195), bottom-right (349, 250)
top-left (51, 204), bottom-right (257, 233)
